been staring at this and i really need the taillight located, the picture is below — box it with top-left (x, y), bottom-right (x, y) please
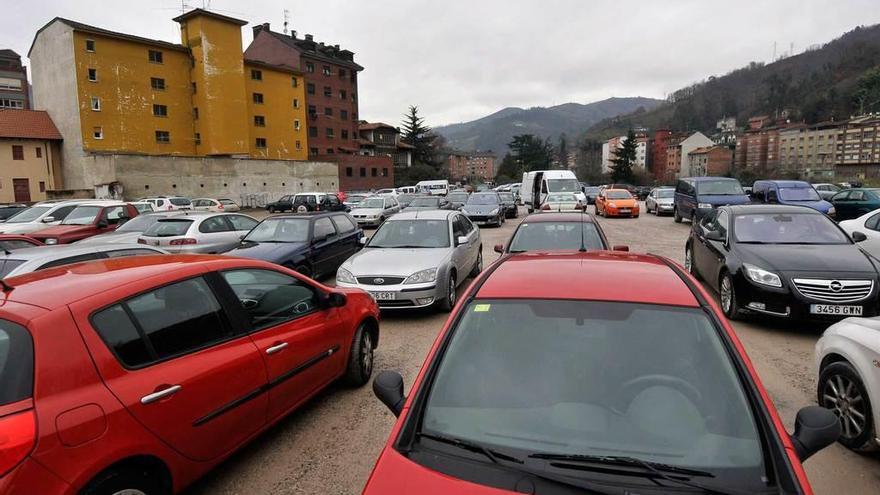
top-left (137, 238), bottom-right (147, 244)
top-left (169, 238), bottom-right (197, 246)
top-left (218, 203), bottom-right (224, 210)
top-left (0, 409), bottom-right (36, 476)
top-left (541, 203), bottom-right (551, 210)
top-left (167, 205), bottom-right (172, 210)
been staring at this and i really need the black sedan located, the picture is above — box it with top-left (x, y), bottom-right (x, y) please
top-left (497, 191), bottom-right (518, 218)
top-left (461, 192), bottom-right (505, 227)
top-left (582, 186), bottom-right (600, 205)
top-left (685, 204), bottom-right (879, 321)
top-left (226, 212), bottom-right (363, 279)
top-left (402, 196), bottom-right (452, 212)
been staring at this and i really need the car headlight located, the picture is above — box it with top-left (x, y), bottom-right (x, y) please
top-left (404, 267), bottom-right (437, 284)
top-left (490, 208), bottom-right (499, 215)
top-left (44, 238), bottom-right (58, 245)
top-left (743, 263), bottom-right (782, 288)
top-left (698, 203), bottom-right (713, 209)
top-left (336, 267), bottom-right (356, 284)
top-left (828, 206), bottom-right (836, 215)
top-left (608, 202), bottom-right (617, 208)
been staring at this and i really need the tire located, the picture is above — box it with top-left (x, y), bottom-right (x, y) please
top-left (673, 207), bottom-right (682, 223)
top-left (343, 323), bottom-right (374, 387)
top-left (81, 466), bottom-right (168, 495)
top-left (437, 272), bottom-right (457, 312)
top-left (646, 202), bottom-right (652, 213)
top-left (268, 206), bottom-right (276, 213)
top-left (596, 205), bottom-right (603, 217)
top-left (295, 264), bottom-right (313, 278)
top-left (719, 271), bottom-right (741, 320)
top-left (469, 249), bottom-right (483, 277)
top-left (818, 361), bottom-right (878, 452)
top-left (685, 245), bottom-right (700, 280)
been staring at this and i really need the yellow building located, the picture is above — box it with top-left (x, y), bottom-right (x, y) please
top-left (0, 109), bottom-right (63, 202)
top-left (244, 60), bottom-right (307, 159)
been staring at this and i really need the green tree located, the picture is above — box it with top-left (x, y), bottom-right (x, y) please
top-left (609, 129), bottom-right (637, 183)
top-left (508, 134), bottom-right (554, 172)
top-left (401, 105), bottom-right (437, 167)
top-left (854, 66), bottom-right (880, 114)
top-left (557, 134), bottom-right (569, 169)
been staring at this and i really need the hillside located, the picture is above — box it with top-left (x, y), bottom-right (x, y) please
top-left (435, 97), bottom-right (664, 154)
top-left (583, 24), bottom-right (880, 140)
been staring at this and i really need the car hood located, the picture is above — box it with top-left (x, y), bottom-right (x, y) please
top-left (605, 198), bottom-right (637, 206)
top-left (462, 204), bottom-right (500, 214)
top-left (738, 243), bottom-right (878, 274)
top-left (77, 231), bottom-right (142, 245)
top-left (351, 208), bottom-right (383, 216)
top-left (697, 194), bottom-right (751, 206)
top-left (782, 199), bottom-right (833, 213)
top-left (226, 241), bottom-right (307, 262)
top-left (343, 246), bottom-right (451, 276)
top-left (363, 449), bottom-right (511, 495)
top-left (31, 224), bottom-right (93, 238)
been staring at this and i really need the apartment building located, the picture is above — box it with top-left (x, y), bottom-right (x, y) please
top-left (834, 114), bottom-right (880, 179)
top-left (778, 122), bottom-right (837, 180)
top-left (0, 50), bottom-right (29, 110)
top-left (357, 122), bottom-right (413, 168)
top-left (447, 151), bottom-right (497, 182)
top-left (687, 146), bottom-right (733, 177)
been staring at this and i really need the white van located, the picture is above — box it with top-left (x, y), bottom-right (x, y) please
top-left (521, 170), bottom-right (585, 212)
top-left (416, 179), bottom-right (450, 196)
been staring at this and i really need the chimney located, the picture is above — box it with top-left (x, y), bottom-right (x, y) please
top-left (252, 23), bottom-right (269, 37)
top-left (305, 34), bottom-right (313, 41)
top-left (334, 44), bottom-right (340, 50)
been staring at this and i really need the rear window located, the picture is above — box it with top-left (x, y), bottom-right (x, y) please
top-left (219, 199), bottom-right (236, 205)
top-left (0, 319), bottom-right (33, 405)
top-left (170, 198), bottom-right (191, 206)
top-left (0, 259), bottom-right (25, 277)
top-left (142, 219), bottom-right (193, 237)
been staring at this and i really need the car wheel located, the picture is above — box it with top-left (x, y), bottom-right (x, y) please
top-left (719, 272), bottom-right (741, 320)
top-left (343, 323), bottom-right (374, 387)
top-left (819, 361), bottom-right (878, 452)
top-left (438, 272), bottom-right (457, 312)
top-left (82, 466), bottom-right (169, 495)
top-left (595, 205), bottom-right (602, 217)
top-left (295, 264), bottom-right (313, 278)
top-left (685, 245), bottom-right (700, 280)
top-left (470, 249), bottom-right (483, 277)
top-left (673, 207), bottom-right (682, 223)
top-left (268, 206), bottom-right (276, 213)
top-left (297, 205), bottom-right (309, 213)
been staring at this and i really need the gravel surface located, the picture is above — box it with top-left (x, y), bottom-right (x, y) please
top-left (186, 205), bottom-right (879, 495)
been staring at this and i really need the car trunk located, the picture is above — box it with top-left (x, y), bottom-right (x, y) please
top-left (139, 218), bottom-right (195, 248)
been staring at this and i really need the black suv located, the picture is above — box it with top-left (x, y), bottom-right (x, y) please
top-left (267, 193), bottom-right (347, 213)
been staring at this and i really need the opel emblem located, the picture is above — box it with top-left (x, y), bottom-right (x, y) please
top-left (829, 281), bottom-right (843, 292)
top-left (373, 278), bottom-right (385, 285)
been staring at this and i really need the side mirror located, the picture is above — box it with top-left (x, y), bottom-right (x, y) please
top-left (612, 245), bottom-right (629, 252)
top-left (852, 231), bottom-right (868, 243)
top-left (456, 235), bottom-right (469, 246)
top-left (358, 236), bottom-right (367, 246)
top-left (97, 219), bottom-right (109, 228)
top-left (706, 230), bottom-right (724, 242)
top-left (321, 291), bottom-right (347, 308)
top-left (494, 244), bottom-right (504, 254)
top-left (41, 216), bottom-right (55, 223)
top-left (790, 406), bottom-right (840, 461)
top-left (373, 371), bottom-right (405, 417)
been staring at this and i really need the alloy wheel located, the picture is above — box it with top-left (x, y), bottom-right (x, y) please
top-left (720, 276), bottom-right (732, 313)
top-left (361, 331), bottom-right (373, 377)
top-left (448, 275), bottom-right (456, 307)
top-left (684, 248), bottom-right (693, 273)
top-left (823, 374), bottom-right (868, 440)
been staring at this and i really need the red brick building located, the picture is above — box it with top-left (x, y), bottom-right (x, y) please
top-left (687, 146), bottom-right (733, 176)
top-left (335, 154), bottom-right (394, 191)
top-left (447, 151), bottom-right (497, 182)
top-left (650, 129), bottom-right (673, 182)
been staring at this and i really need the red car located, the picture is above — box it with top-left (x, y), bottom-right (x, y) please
top-left (30, 201), bottom-right (140, 245)
top-left (0, 234), bottom-right (42, 251)
top-left (0, 255), bottom-right (379, 494)
top-left (365, 251), bottom-right (839, 495)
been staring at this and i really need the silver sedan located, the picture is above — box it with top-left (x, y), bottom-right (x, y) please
top-left (137, 212), bottom-right (259, 253)
top-left (349, 196), bottom-right (400, 227)
top-left (645, 187), bottom-right (675, 216)
top-left (335, 210), bottom-right (482, 311)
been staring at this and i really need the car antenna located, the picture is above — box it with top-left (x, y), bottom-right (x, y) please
top-left (579, 206), bottom-right (587, 252)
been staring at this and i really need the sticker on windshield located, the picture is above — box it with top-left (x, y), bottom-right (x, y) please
top-left (473, 304), bottom-right (491, 313)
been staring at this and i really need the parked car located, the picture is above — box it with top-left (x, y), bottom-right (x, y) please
top-left (685, 204), bottom-right (880, 321)
top-left (137, 212), bottom-right (259, 254)
top-left (830, 188), bottom-right (880, 221)
top-left (461, 192), bottom-right (505, 227)
top-left (77, 211), bottom-right (188, 245)
top-left (815, 317), bottom-right (880, 451)
top-left (838, 209), bottom-right (880, 259)
top-left (750, 180), bottom-right (834, 215)
top-left (0, 255), bottom-right (378, 494)
top-left (582, 185), bottom-right (601, 205)
top-left (192, 197), bottom-right (241, 212)
top-left (30, 202), bottom-right (140, 245)
top-left (0, 234), bottom-right (42, 251)
top-left (595, 188), bottom-right (639, 218)
top-left (634, 185), bottom-right (652, 200)
top-left (396, 193), bottom-right (418, 209)
top-left (813, 182), bottom-right (844, 201)
top-left (403, 196), bottom-right (452, 212)
top-left (446, 191), bottom-right (470, 210)
top-left (226, 212), bottom-right (363, 279)
top-left (366, 250), bottom-right (838, 495)
top-left (645, 187), bottom-right (675, 215)
top-left (349, 196), bottom-right (400, 227)
top-left (497, 192), bottom-right (518, 218)
top-left (673, 177), bottom-right (750, 223)
top-left (343, 193), bottom-right (370, 208)
top-left (494, 212), bottom-right (615, 254)
top-left (539, 192), bottom-right (584, 213)
top-left (0, 243), bottom-right (166, 277)
top-left (266, 192), bottom-right (346, 213)
top-left (0, 204), bottom-right (28, 222)
top-left (141, 196), bottom-right (193, 211)
top-left (336, 210), bottom-right (482, 311)
top-left (0, 200), bottom-right (88, 235)
top-left (130, 201), bottom-right (156, 214)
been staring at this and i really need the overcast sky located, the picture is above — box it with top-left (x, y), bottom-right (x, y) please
top-left (5, 0), bottom-right (880, 128)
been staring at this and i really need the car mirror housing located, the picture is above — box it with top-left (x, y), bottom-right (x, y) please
top-left (851, 231), bottom-right (868, 243)
top-left (456, 236), bottom-right (469, 246)
top-left (791, 406), bottom-right (840, 461)
top-left (494, 244), bottom-right (504, 254)
top-left (41, 216), bottom-right (55, 223)
top-left (358, 237), bottom-right (367, 246)
top-left (97, 219), bottom-right (109, 228)
top-left (321, 291), bottom-right (347, 308)
top-left (373, 371), bottom-right (405, 417)
top-left (705, 230), bottom-right (724, 242)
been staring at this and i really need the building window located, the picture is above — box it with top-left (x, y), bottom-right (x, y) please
top-left (310, 147), bottom-right (318, 155)
top-left (326, 148), bottom-right (334, 154)
top-left (308, 104), bottom-right (316, 115)
top-left (150, 77), bottom-right (165, 90)
top-left (340, 109), bottom-right (348, 120)
top-left (371, 168), bottom-right (377, 177)
top-left (153, 104), bottom-right (168, 117)
top-left (294, 119), bottom-right (301, 130)
top-left (194, 132), bottom-right (201, 145)
top-left (307, 83), bottom-right (315, 95)
top-left (193, 107), bottom-right (199, 119)
top-left (323, 86), bottom-right (332, 97)
top-left (35, 147), bottom-right (42, 158)
top-left (0, 99), bottom-right (24, 109)
top-left (191, 82), bottom-right (197, 94)
top-left (359, 167), bottom-right (366, 177)
top-left (85, 39), bottom-right (95, 52)
top-left (322, 65), bottom-right (331, 76)
top-left (382, 168), bottom-right (388, 177)
top-left (11, 145), bottom-right (23, 160)
top-left (39, 181), bottom-right (46, 193)
top-left (341, 129), bottom-right (349, 139)
top-left (352, 92), bottom-right (357, 102)
top-left (295, 140), bottom-right (301, 150)
top-left (253, 93), bottom-right (264, 104)
top-left (291, 76), bottom-right (298, 87)
top-left (326, 128), bottom-right (334, 138)
top-left (293, 98), bottom-right (300, 109)
top-left (251, 69), bottom-right (262, 80)
top-left (324, 107), bottom-right (333, 116)
top-left (309, 126), bottom-right (318, 137)
top-left (254, 115), bottom-right (266, 127)
top-left (306, 62), bottom-right (314, 73)
top-left (87, 68), bottom-right (97, 82)
top-left (90, 97), bottom-right (101, 111)
top-left (339, 89), bottom-right (347, 100)
top-left (339, 68), bottom-right (347, 79)
top-left (93, 127), bottom-right (103, 139)
top-left (148, 50), bottom-right (163, 63)
top-left (255, 138), bottom-right (267, 149)
top-left (155, 130), bottom-right (170, 143)
top-left (345, 167), bottom-right (353, 177)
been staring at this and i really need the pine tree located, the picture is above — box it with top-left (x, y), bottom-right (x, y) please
top-left (609, 129), bottom-right (637, 183)
top-left (557, 134), bottom-right (569, 169)
top-left (400, 105), bottom-right (436, 167)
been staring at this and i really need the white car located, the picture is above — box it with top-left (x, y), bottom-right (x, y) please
top-left (815, 317), bottom-right (880, 451)
top-left (349, 196), bottom-right (400, 227)
top-left (192, 198), bottom-right (241, 212)
top-left (0, 243), bottom-right (167, 278)
top-left (838, 210), bottom-right (880, 258)
top-left (141, 196), bottom-right (192, 211)
top-left (0, 200), bottom-right (90, 235)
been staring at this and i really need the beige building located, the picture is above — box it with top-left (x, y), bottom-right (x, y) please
top-left (0, 109), bottom-right (62, 202)
top-left (834, 115), bottom-right (880, 179)
top-left (778, 123), bottom-right (838, 180)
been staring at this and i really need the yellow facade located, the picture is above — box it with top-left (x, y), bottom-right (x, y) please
top-left (0, 140), bottom-right (60, 202)
top-left (245, 63), bottom-right (308, 160)
top-left (73, 31), bottom-right (196, 155)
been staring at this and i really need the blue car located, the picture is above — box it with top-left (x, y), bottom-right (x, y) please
top-left (226, 212), bottom-right (363, 279)
top-left (673, 177), bottom-right (751, 223)
top-left (750, 180), bottom-right (835, 216)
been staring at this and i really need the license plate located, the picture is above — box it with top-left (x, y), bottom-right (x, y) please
top-left (370, 291), bottom-right (396, 301)
top-left (810, 304), bottom-right (862, 315)
top-left (619, 209), bottom-right (631, 213)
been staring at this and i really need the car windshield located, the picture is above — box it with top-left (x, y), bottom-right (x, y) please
top-left (655, 189), bottom-right (674, 198)
top-left (409, 197), bottom-right (441, 207)
top-left (116, 214), bottom-right (162, 233)
top-left (778, 187), bottom-right (821, 201)
top-left (734, 213), bottom-right (849, 244)
top-left (499, 193), bottom-right (515, 201)
top-left (698, 180), bottom-right (745, 195)
top-left (4, 206), bottom-right (51, 223)
top-left (62, 206), bottom-right (102, 225)
top-left (584, 187), bottom-right (600, 194)
top-left (397, 194), bottom-right (415, 203)
top-left (546, 193), bottom-right (577, 202)
top-left (368, 219), bottom-right (450, 248)
top-left (142, 219), bottom-right (193, 237)
top-left (606, 191), bottom-right (632, 199)
top-left (448, 193), bottom-right (469, 203)
top-left (547, 178), bottom-right (581, 192)
top-left (170, 198), bottom-right (190, 206)
top-left (421, 299), bottom-right (765, 489)
top-left (467, 194), bottom-right (499, 205)
top-left (508, 222), bottom-right (604, 252)
top-left (245, 218), bottom-right (309, 243)
top-left (360, 198), bottom-right (386, 209)
top-left (347, 195), bottom-right (367, 203)
top-left (0, 259), bottom-right (25, 277)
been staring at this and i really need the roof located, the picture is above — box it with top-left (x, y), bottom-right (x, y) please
top-left (264, 30), bottom-right (363, 71)
top-left (0, 49), bottom-right (20, 59)
top-left (173, 8), bottom-right (247, 26)
top-left (397, 141), bottom-right (415, 150)
top-left (243, 58), bottom-right (302, 75)
top-left (388, 210), bottom-right (454, 221)
top-left (724, 204), bottom-right (825, 215)
top-left (271, 211), bottom-right (342, 219)
top-left (30, 17), bottom-right (189, 57)
top-left (359, 122), bottom-right (397, 131)
top-left (520, 212), bottom-right (597, 224)
top-left (0, 110), bottom-right (62, 140)
top-left (477, 252), bottom-right (699, 307)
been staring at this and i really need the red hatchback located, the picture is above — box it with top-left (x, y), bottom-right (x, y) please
top-left (365, 252), bottom-right (839, 495)
top-left (30, 202), bottom-right (140, 245)
top-left (0, 255), bottom-right (379, 494)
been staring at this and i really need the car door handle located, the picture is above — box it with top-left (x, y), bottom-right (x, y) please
top-left (266, 342), bottom-right (289, 355)
top-left (141, 385), bottom-right (182, 404)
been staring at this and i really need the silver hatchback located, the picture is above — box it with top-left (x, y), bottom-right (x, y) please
top-left (137, 212), bottom-right (259, 253)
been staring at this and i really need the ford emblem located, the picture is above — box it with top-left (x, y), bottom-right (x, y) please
top-left (373, 278), bottom-right (385, 285)
top-left (829, 281), bottom-right (843, 292)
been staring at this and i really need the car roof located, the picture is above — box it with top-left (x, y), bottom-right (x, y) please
top-left (723, 204), bottom-right (823, 215)
top-left (154, 212), bottom-right (236, 220)
top-left (0, 243), bottom-right (161, 262)
top-left (688, 176), bottom-right (738, 182)
top-left (754, 180), bottom-right (810, 187)
top-left (604, 188), bottom-right (631, 193)
top-left (72, 201), bottom-right (130, 207)
top-left (270, 212), bottom-right (342, 219)
top-left (520, 212), bottom-right (596, 223)
top-left (478, 252), bottom-right (698, 307)
top-left (388, 210), bottom-right (454, 221)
